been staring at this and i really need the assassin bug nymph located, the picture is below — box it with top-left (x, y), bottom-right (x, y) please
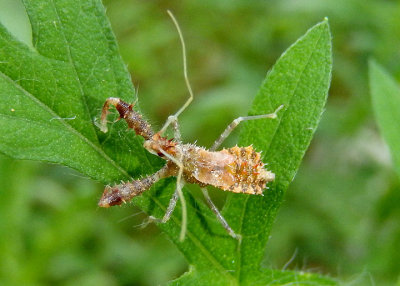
top-left (98, 11), bottom-right (283, 241)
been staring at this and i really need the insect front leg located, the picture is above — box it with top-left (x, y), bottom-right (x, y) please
top-left (99, 97), bottom-right (154, 140)
top-left (100, 97), bottom-right (121, 133)
top-left (211, 105), bottom-right (284, 151)
top-left (98, 164), bottom-right (172, 207)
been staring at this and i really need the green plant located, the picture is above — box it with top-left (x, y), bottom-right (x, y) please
top-left (370, 60), bottom-right (400, 178)
top-left (0, 1), bottom-right (333, 285)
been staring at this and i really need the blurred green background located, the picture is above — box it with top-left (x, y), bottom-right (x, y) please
top-left (1, 0), bottom-right (400, 285)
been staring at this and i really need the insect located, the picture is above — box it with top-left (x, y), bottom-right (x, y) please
top-left (98, 11), bottom-right (283, 241)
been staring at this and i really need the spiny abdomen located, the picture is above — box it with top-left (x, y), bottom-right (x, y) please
top-left (223, 145), bottom-right (274, 195)
top-left (188, 145), bottom-right (275, 195)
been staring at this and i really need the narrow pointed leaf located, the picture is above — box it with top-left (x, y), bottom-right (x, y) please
top-left (168, 19), bottom-right (333, 285)
top-left (369, 60), bottom-right (400, 177)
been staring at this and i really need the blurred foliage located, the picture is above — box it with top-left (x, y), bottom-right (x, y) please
top-left (370, 61), bottom-right (400, 177)
top-left (0, 156), bottom-right (186, 286)
top-left (0, 0), bottom-right (400, 285)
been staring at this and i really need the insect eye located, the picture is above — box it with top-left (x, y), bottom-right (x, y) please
top-left (157, 152), bottom-right (164, 157)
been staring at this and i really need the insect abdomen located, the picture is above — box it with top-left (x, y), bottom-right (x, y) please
top-left (188, 145), bottom-right (274, 195)
top-left (223, 146), bottom-right (274, 195)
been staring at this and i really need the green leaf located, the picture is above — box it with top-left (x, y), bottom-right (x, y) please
top-left (224, 19), bottom-right (332, 285)
top-left (0, 2), bottom-right (334, 285)
top-left (0, 0), bottom-right (162, 183)
top-left (166, 19), bottom-right (333, 286)
top-left (174, 269), bottom-right (337, 286)
top-left (369, 60), bottom-right (400, 177)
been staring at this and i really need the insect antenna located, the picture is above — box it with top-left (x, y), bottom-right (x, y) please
top-left (160, 10), bottom-right (195, 134)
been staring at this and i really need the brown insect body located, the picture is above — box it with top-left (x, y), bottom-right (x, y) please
top-left (177, 144), bottom-right (273, 195)
top-left (98, 12), bottom-right (281, 241)
top-left (143, 131), bottom-right (274, 194)
top-left (98, 98), bottom-right (275, 208)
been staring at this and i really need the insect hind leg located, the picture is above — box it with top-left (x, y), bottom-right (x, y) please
top-left (146, 171), bottom-right (187, 242)
top-left (148, 187), bottom-right (179, 223)
top-left (211, 104), bottom-right (284, 151)
top-left (201, 188), bottom-right (242, 241)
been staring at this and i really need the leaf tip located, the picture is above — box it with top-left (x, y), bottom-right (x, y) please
top-left (368, 59), bottom-right (389, 83)
top-left (368, 58), bottom-right (389, 82)
top-left (320, 18), bottom-right (330, 31)
top-left (368, 57), bottom-right (378, 70)
top-left (311, 18), bottom-right (331, 39)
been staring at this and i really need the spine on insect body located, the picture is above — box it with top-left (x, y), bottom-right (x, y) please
top-left (182, 145), bottom-right (275, 195)
top-left (98, 163), bottom-right (178, 208)
top-left (100, 97), bottom-right (154, 140)
top-left (225, 146), bottom-right (275, 194)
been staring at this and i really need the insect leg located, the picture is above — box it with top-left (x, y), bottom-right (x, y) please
top-left (100, 97), bottom-right (154, 140)
top-left (211, 105), bottom-right (284, 151)
top-left (160, 11), bottom-right (194, 134)
top-left (171, 113), bottom-right (182, 143)
top-left (100, 97), bottom-right (121, 133)
top-left (201, 188), bottom-right (241, 241)
top-left (98, 164), bottom-right (173, 207)
top-left (161, 187), bottom-right (180, 222)
top-left (155, 147), bottom-right (188, 242)
top-left (148, 186), bottom-right (179, 223)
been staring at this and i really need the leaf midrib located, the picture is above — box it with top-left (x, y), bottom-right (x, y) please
top-left (48, 0), bottom-right (99, 143)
